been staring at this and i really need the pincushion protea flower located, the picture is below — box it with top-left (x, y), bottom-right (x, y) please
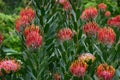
top-left (98, 3), bottom-right (107, 11)
top-left (16, 8), bottom-right (35, 32)
top-left (108, 15), bottom-right (120, 27)
top-left (59, 0), bottom-right (72, 10)
top-left (0, 59), bottom-right (21, 76)
top-left (16, 16), bottom-right (30, 32)
top-left (0, 33), bottom-right (4, 45)
top-left (24, 25), bottom-right (43, 48)
top-left (97, 64), bottom-right (115, 80)
top-left (81, 7), bottom-right (98, 20)
top-left (98, 27), bottom-right (116, 45)
top-left (58, 28), bottom-right (74, 41)
top-left (25, 31), bottom-right (43, 48)
top-left (78, 53), bottom-right (96, 63)
top-left (20, 8), bottom-right (35, 23)
top-left (105, 11), bottom-right (111, 17)
top-left (24, 24), bottom-right (40, 37)
top-left (83, 22), bottom-right (100, 36)
top-left (70, 60), bottom-right (88, 77)
top-left (63, 1), bottom-right (72, 10)
top-left (16, 19), bottom-right (24, 32)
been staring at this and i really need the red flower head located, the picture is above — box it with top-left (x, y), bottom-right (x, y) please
top-left (0, 33), bottom-right (4, 45)
top-left (25, 31), bottom-right (43, 48)
top-left (63, 1), bottom-right (72, 11)
top-left (0, 59), bottom-right (21, 76)
top-left (81, 7), bottom-right (98, 20)
top-left (20, 8), bottom-right (35, 23)
top-left (70, 60), bottom-right (88, 77)
top-left (59, 0), bottom-right (67, 5)
top-left (98, 3), bottom-right (107, 11)
top-left (98, 27), bottom-right (116, 45)
top-left (83, 22), bottom-right (100, 36)
top-left (25, 25), bottom-right (42, 48)
top-left (97, 64), bottom-right (115, 80)
top-left (78, 53), bottom-right (96, 63)
top-left (16, 17), bottom-right (30, 32)
top-left (24, 24), bottom-right (40, 37)
top-left (108, 15), bottom-right (120, 27)
top-left (16, 8), bottom-right (35, 32)
top-left (16, 18), bottom-right (23, 32)
top-left (58, 28), bottom-right (74, 41)
top-left (105, 11), bottom-right (111, 17)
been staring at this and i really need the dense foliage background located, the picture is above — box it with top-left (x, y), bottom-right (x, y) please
top-left (0, 0), bottom-right (120, 80)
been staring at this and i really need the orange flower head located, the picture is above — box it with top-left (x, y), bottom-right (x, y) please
top-left (98, 27), bottom-right (116, 45)
top-left (0, 33), bottom-right (4, 45)
top-left (0, 59), bottom-right (21, 76)
top-left (105, 11), bottom-right (111, 17)
top-left (97, 64), bottom-right (115, 80)
top-left (58, 28), bottom-right (73, 41)
top-left (78, 53), bottom-right (96, 63)
top-left (70, 60), bottom-right (88, 77)
top-left (84, 22), bottom-right (100, 36)
top-left (98, 3), bottom-right (107, 11)
top-left (108, 15), bottom-right (120, 27)
top-left (81, 7), bottom-right (98, 20)
top-left (20, 8), bottom-right (35, 23)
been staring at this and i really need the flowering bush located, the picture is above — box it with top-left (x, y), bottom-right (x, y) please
top-left (0, 0), bottom-right (120, 80)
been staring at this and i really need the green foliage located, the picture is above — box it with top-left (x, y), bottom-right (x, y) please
top-left (0, 13), bottom-right (22, 53)
top-left (0, 0), bottom-right (30, 14)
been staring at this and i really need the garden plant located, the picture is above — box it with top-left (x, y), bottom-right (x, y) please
top-left (0, 0), bottom-right (120, 80)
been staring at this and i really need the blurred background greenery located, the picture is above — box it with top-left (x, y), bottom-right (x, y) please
top-left (0, 0), bottom-right (30, 14)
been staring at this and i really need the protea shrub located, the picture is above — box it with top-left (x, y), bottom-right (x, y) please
top-left (1, 0), bottom-right (120, 80)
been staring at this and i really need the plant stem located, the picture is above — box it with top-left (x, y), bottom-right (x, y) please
top-left (117, 0), bottom-right (120, 7)
top-left (82, 76), bottom-right (84, 80)
top-left (79, 76), bottom-right (84, 80)
top-left (2, 77), bottom-right (6, 80)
